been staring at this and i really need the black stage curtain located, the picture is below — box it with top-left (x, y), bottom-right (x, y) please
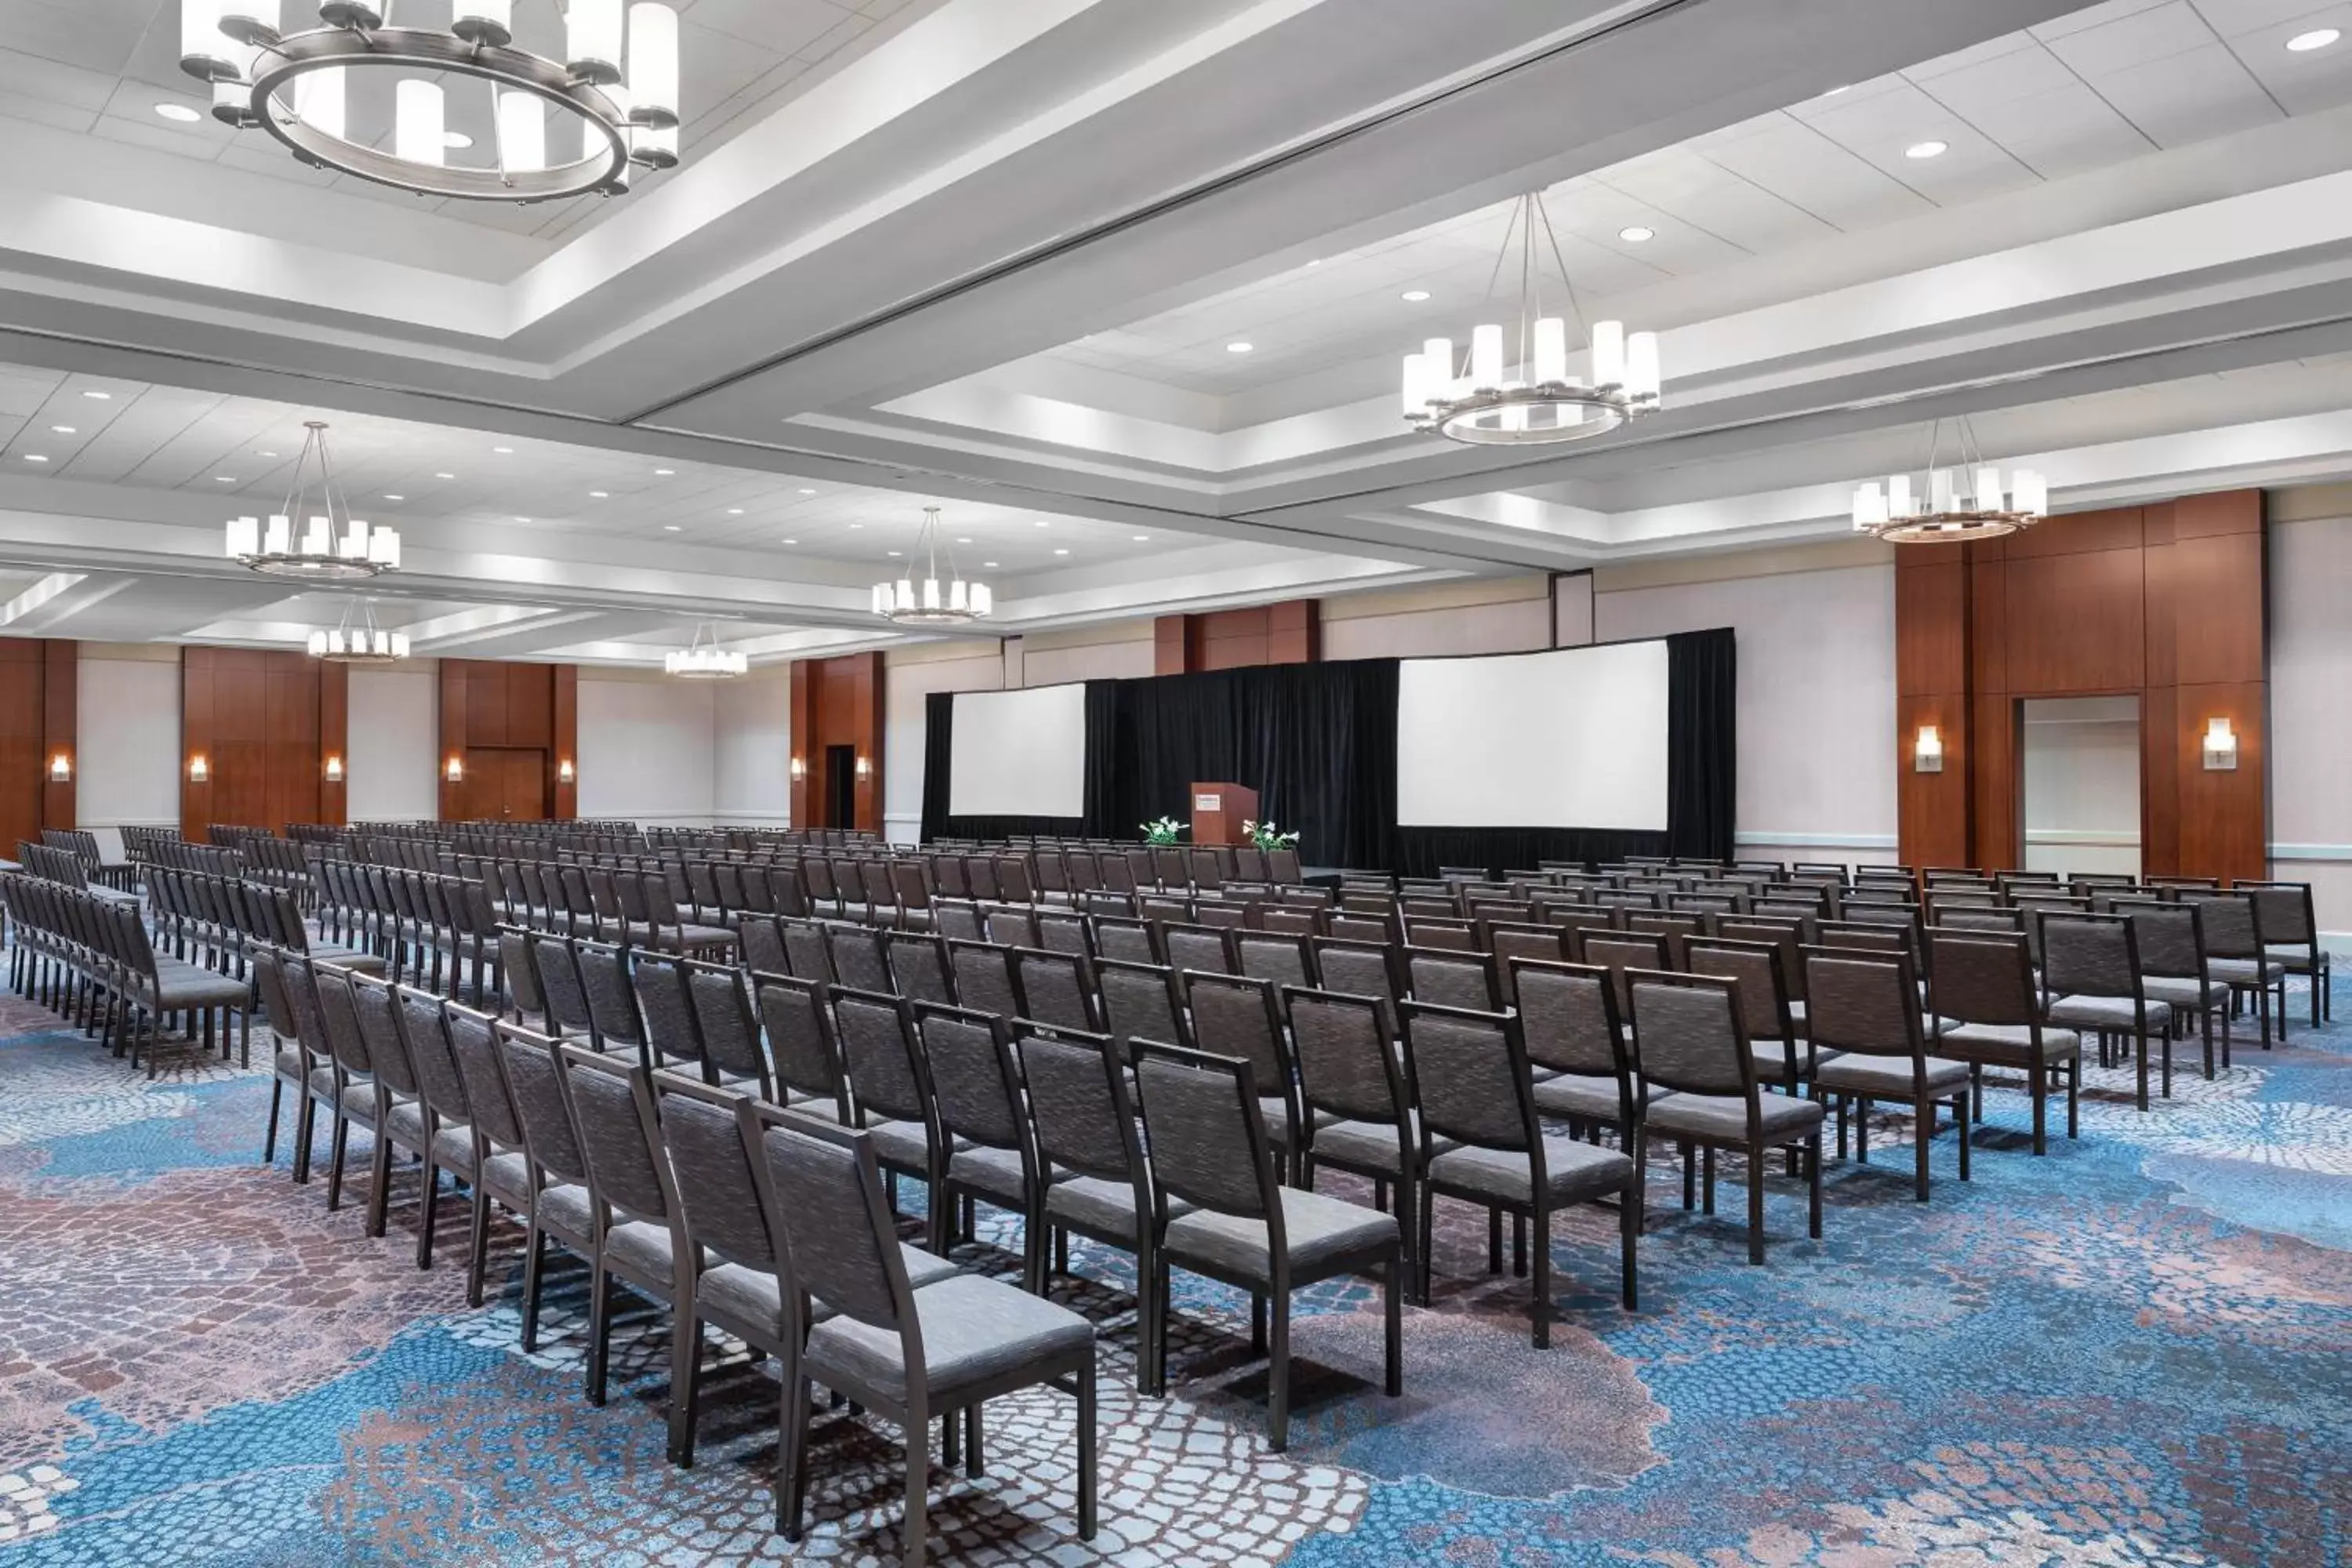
top-left (922, 630), bottom-right (1733, 877)
top-left (920, 686), bottom-right (1110, 843)
top-left (1380, 629), bottom-right (1736, 877)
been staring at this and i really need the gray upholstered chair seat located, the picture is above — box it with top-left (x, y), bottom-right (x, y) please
top-left (2208, 957), bottom-right (2284, 983)
top-left (1044, 1172), bottom-right (1179, 1240)
top-left (307, 1066), bottom-right (377, 1123)
top-left (1260, 1095), bottom-right (1332, 1149)
top-left (309, 946), bottom-right (389, 975)
top-left (1748, 1040), bottom-right (1835, 1082)
top-left (480, 1149), bottom-right (533, 1207)
top-left (604, 1218), bottom-right (680, 1280)
top-left (1530, 1073), bottom-right (1658, 1123)
top-left (1644, 1091), bottom-right (1824, 1143)
top-left (383, 1099), bottom-right (433, 1147)
top-left (274, 1045), bottom-right (306, 1081)
top-left (1813, 1054), bottom-right (1969, 1096)
top-left (1161, 1186), bottom-right (1398, 1283)
top-left (946, 1145), bottom-right (1031, 1207)
top-left (1936, 1022), bottom-right (2080, 1065)
top-left (862, 1117), bottom-right (938, 1174)
top-left (1308, 1115), bottom-right (1447, 1175)
top-left (781, 1093), bottom-right (846, 1122)
top-left (2045, 994), bottom-right (2173, 1033)
top-left (152, 964), bottom-right (251, 1009)
top-left (1426, 1136), bottom-right (1634, 1207)
top-left (623, 920), bottom-right (736, 953)
top-left (532, 1179), bottom-right (595, 1238)
top-left (429, 1122), bottom-right (477, 1175)
top-left (2139, 976), bottom-right (2222, 1010)
top-left (2265, 942), bottom-right (2321, 972)
top-left (804, 1270), bottom-right (1094, 1403)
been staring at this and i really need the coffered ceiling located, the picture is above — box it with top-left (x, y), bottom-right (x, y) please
top-left (5, 0), bottom-right (2352, 667)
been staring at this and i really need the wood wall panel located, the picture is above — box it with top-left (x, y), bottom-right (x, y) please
top-left (1893, 491), bottom-right (2266, 882)
top-left (787, 652), bottom-right (883, 831)
top-left (0, 641), bottom-right (45, 855)
top-left (552, 666), bottom-right (578, 819)
top-left (438, 659), bottom-right (568, 822)
top-left (41, 641), bottom-right (74, 833)
top-left (1153, 616), bottom-right (1187, 677)
top-left (180, 647), bottom-right (335, 839)
top-left (1152, 601), bottom-right (1320, 674)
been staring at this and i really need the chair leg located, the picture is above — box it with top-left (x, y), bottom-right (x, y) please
top-left (1702, 1146), bottom-right (1717, 1215)
top-left (1806, 1133), bottom-right (1824, 1240)
top-left (1268, 1293), bottom-right (1291, 1452)
top-left (2067, 1059), bottom-right (2081, 1140)
top-left (1621, 1164), bottom-right (1642, 1310)
top-left (292, 1091), bottom-right (316, 1185)
top-left (1747, 1146), bottom-right (1766, 1265)
top-left (1912, 1094), bottom-right (1930, 1201)
top-left (466, 1183), bottom-right (492, 1308)
top-left (1512, 1212), bottom-right (1526, 1278)
top-left (669, 1312), bottom-right (702, 1467)
top-left (2029, 1062), bottom-right (2047, 1156)
top-left (263, 1080), bottom-right (283, 1166)
top-left (1250, 1291), bottom-right (1267, 1355)
top-left (416, 1162), bottom-right (441, 1269)
top-left (902, 1395), bottom-right (931, 1568)
top-left (1486, 1206), bottom-right (1502, 1274)
top-left (521, 1222), bottom-right (546, 1353)
top-left (1076, 1362), bottom-right (1099, 1541)
top-left (1680, 1141), bottom-right (1696, 1210)
top-left (777, 1357), bottom-right (812, 1541)
top-left (325, 1115), bottom-right (350, 1212)
top-left (964, 1401), bottom-right (984, 1480)
top-left (586, 1260), bottom-right (612, 1406)
top-left (365, 1128), bottom-right (392, 1239)
top-left (1955, 1092), bottom-right (1971, 1181)
top-left (1531, 1207), bottom-right (1552, 1349)
top-left (1382, 1255), bottom-right (1403, 1394)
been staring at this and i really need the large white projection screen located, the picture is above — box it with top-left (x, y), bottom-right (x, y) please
top-left (1396, 641), bottom-right (1671, 830)
top-left (949, 684), bottom-right (1088, 818)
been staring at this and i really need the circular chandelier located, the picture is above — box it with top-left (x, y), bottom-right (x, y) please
top-left (1400, 192), bottom-right (1662, 446)
top-left (307, 598), bottom-right (410, 663)
top-left (665, 623), bottom-right (746, 680)
top-left (871, 506), bottom-right (993, 626)
top-left (1853, 418), bottom-right (2049, 543)
top-left (225, 421), bottom-right (400, 579)
top-left (179, 0), bottom-right (680, 203)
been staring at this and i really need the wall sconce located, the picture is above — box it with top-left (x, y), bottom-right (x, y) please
top-left (789, 756), bottom-right (807, 782)
top-left (2202, 717), bottom-right (2238, 771)
top-left (1913, 724), bottom-right (1944, 774)
top-left (324, 755), bottom-right (344, 782)
top-left (48, 753), bottom-right (71, 782)
top-left (445, 756), bottom-right (465, 782)
top-left (187, 754), bottom-right (209, 782)
top-left (557, 758), bottom-right (575, 783)
top-left (855, 755), bottom-right (871, 779)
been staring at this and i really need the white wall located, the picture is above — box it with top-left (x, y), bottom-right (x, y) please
top-left (345, 665), bottom-right (438, 822)
top-left (1323, 577), bottom-right (1552, 659)
top-left (883, 641), bottom-right (1004, 845)
top-left (1594, 541), bottom-right (1900, 869)
top-left (2020, 695), bottom-right (2142, 876)
top-left (576, 668), bottom-right (718, 826)
top-left (75, 644), bottom-right (179, 860)
top-left (2267, 487), bottom-right (2352, 931)
top-left (714, 663), bottom-right (791, 825)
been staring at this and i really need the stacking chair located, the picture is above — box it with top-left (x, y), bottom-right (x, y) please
top-left (1094, 956), bottom-right (1189, 1061)
top-left (681, 957), bottom-right (772, 1094)
top-left (886, 931), bottom-right (956, 1007)
top-left (2239, 880), bottom-right (2328, 1026)
top-left (530, 934), bottom-right (597, 1043)
top-left (916, 1004), bottom-right (1045, 1281)
top-left (1803, 949), bottom-right (1970, 1200)
top-left (350, 973), bottom-right (434, 1258)
top-left (1160, 921), bottom-right (1237, 983)
top-left (492, 1022), bottom-right (600, 1359)
top-left (575, 939), bottom-right (650, 1064)
top-left (1134, 1043), bottom-right (1401, 1449)
top-left (1684, 938), bottom-right (1817, 1096)
top-left (1311, 938), bottom-right (1403, 1039)
top-left (393, 986), bottom-right (480, 1276)
top-left (2183, 892), bottom-right (2284, 1048)
top-left (551, 1041), bottom-right (688, 1411)
top-left (1185, 971), bottom-right (1305, 1178)
top-left (2113, 901), bottom-right (2228, 1077)
top-left (781, 918), bottom-right (836, 984)
top-left (2040, 913), bottom-right (2172, 1109)
top-left (1512, 960), bottom-right (1647, 1142)
top-left (1012, 946), bottom-right (1098, 1033)
top-left (1628, 970), bottom-right (1824, 1262)
top-left (629, 950), bottom-right (704, 1074)
top-left (1401, 1001), bottom-right (1639, 1341)
top-left (252, 949), bottom-right (313, 1177)
top-left (1923, 929), bottom-right (2079, 1152)
top-left (827, 923), bottom-right (895, 995)
top-left (1091, 914), bottom-right (1157, 965)
top-left (750, 972), bottom-right (853, 1120)
top-left (830, 987), bottom-right (946, 1205)
top-left (1404, 945), bottom-right (1501, 1011)
top-left (746, 1110), bottom-right (1098, 1564)
top-left (1286, 985), bottom-right (1436, 1300)
top-left (311, 965), bottom-right (380, 1214)
top-left (1236, 929), bottom-right (1316, 989)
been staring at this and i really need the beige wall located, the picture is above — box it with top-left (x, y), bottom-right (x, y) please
top-left (2264, 485), bottom-right (2352, 931)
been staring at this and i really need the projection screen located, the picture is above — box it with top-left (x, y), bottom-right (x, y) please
top-left (948, 684), bottom-right (1089, 818)
top-left (1396, 640), bottom-right (1671, 830)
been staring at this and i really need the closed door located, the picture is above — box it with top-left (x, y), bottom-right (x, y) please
top-left (466, 747), bottom-right (547, 820)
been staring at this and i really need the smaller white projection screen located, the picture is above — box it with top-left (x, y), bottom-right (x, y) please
top-left (949, 684), bottom-right (1089, 818)
top-left (1396, 641), bottom-right (1671, 830)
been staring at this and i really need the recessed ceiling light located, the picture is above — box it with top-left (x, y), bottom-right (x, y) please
top-left (1035, 520), bottom-right (1049, 528)
top-left (1906, 140), bottom-right (1948, 159)
top-left (384, 493), bottom-right (403, 500)
top-left (1618, 226), bottom-right (1655, 243)
top-left (782, 538), bottom-right (797, 544)
top-left (1226, 341), bottom-right (1254, 354)
top-left (154, 102), bottom-right (201, 122)
top-left (434, 471), bottom-right (455, 479)
top-left (1132, 535), bottom-right (1150, 542)
top-left (515, 515), bottom-right (532, 522)
top-left (956, 536), bottom-right (971, 543)
top-left (797, 488), bottom-right (815, 495)
top-left (492, 445), bottom-right (513, 454)
top-left (1401, 289), bottom-right (1431, 303)
top-left (442, 129), bottom-right (473, 149)
top-left (663, 524), bottom-right (681, 532)
top-left (984, 560), bottom-right (998, 568)
top-left (49, 425), bottom-right (74, 434)
top-left (726, 507), bottom-right (744, 515)
top-left (589, 490), bottom-right (608, 498)
top-left (2288, 27), bottom-right (2340, 51)
top-left (214, 474), bottom-right (234, 482)
top-left (849, 522), bottom-right (862, 529)
top-left (257, 450), bottom-right (276, 458)
top-left (1053, 547), bottom-right (1069, 555)
top-left (82, 390), bottom-right (111, 400)
top-left (654, 467), bottom-right (674, 476)
top-left (24, 454), bottom-right (48, 463)
top-left (887, 550), bottom-right (902, 557)
top-left (1822, 84), bottom-right (1850, 96)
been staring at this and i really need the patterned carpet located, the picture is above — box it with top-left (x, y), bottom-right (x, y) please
top-left (2, 978), bottom-right (2349, 1566)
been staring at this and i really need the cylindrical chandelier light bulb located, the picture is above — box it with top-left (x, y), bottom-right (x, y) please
top-left (1469, 325), bottom-right (1504, 392)
top-left (949, 579), bottom-right (968, 612)
top-left (368, 528), bottom-right (400, 568)
top-left (496, 90), bottom-right (546, 172)
top-left (1974, 466), bottom-right (2003, 512)
top-left (972, 583), bottom-right (993, 615)
top-left (894, 579), bottom-right (913, 612)
top-left (227, 516), bottom-right (260, 557)
top-left (1625, 332), bottom-right (1661, 400)
top-left (1591, 321), bottom-right (1626, 388)
top-left (391, 631), bottom-right (410, 659)
top-left (302, 515), bottom-right (331, 555)
top-left (307, 630), bottom-right (328, 657)
top-left (395, 79), bottom-right (445, 167)
top-left (568, 0), bottom-right (626, 82)
top-left (1929, 468), bottom-right (1955, 514)
top-left (264, 514), bottom-right (292, 555)
top-left (1533, 318), bottom-right (1568, 386)
top-left (1889, 475), bottom-right (1914, 517)
top-left (626, 4), bottom-right (680, 124)
top-left (2014, 470), bottom-right (2048, 515)
top-left (1400, 353), bottom-right (1429, 417)
top-left (870, 584), bottom-right (888, 616)
top-left (296, 67), bottom-right (346, 142)
top-left (1853, 483), bottom-right (1889, 531)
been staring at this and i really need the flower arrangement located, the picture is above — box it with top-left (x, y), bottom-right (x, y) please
top-left (1241, 818), bottom-right (1301, 852)
top-left (1140, 817), bottom-right (1187, 846)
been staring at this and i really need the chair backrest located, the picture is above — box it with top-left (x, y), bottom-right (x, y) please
top-left (2180, 891), bottom-right (2259, 960)
top-left (1683, 938), bottom-right (1795, 1044)
top-left (781, 918), bottom-right (835, 983)
top-left (684, 958), bottom-right (770, 1090)
top-left (829, 985), bottom-right (934, 1130)
top-left (1283, 985), bottom-right (1408, 1127)
top-left (630, 950), bottom-right (703, 1067)
top-left (493, 1022), bottom-right (591, 1187)
top-left (1581, 931), bottom-right (1670, 1010)
top-left (1399, 1001), bottom-right (1537, 1154)
top-left (555, 1040), bottom-right (676, 1229)
top-left (1236, 929), bottom-right (1315, 989)
top-left (532, 935), bottom-right (595, 1037)
top-left (914, 1002), bottom-right (1029, 1158)
top-left (652, 1073), bottom-right (775, 1276)
top-left (947, 938), bottom-right (1021, 1020)
top-left (1624, 969), bottom-right (1752, 1099)
top-left (1924, 929), bottom-right (2038, 1027)
top-left (1012, 946), bottom-right (1096, 1031)
top-left (1095, 956), bottom-right (1188, 1054)
top-left (2115, 902), bottom-right (2204, 981)
top-left (1800, 947), bottom-right (1925, 1063)
top-left (1132, 1042), bottom-right (1276, 1221)
top-left (445, 1003), bottom-right (524, 1152)
top-left (313, 964), bottom-right (374, 1079)
top-left (1404, 945), bottom-right (1501, 1011)
top-left (397, 987), bottom-right (474, 1128)
top-left (1034, 909), bottom-right (1093, 959)
top-left (751, 971), bottom-right (849, 1111)
top-left (820, 924), bottom-right (887, 995)
top-left (1161, 922), bottom-right (1236, 978)
top-left (1091, 914), bottom-right (1156, 964)
top-left (885, 931), bottom-right (955, 1006)
top-left (1014, 1025), bottom-right (1140, 1184)
top-left (744, 1108), bottom-right (911, 1333)
top-left (2236, 880), bottom-right (2314, 946)
top-left (575, 940), bottom-right (645, 1053)
top-left (1508, 959), bottom-right (1628, 1081)
top-left (2040, 913), bottom-right (2144, 1000)
top-left (349, 972), bottom-right (419, 1099)
top-left (1184, 970), bottom-right (1290, 1089)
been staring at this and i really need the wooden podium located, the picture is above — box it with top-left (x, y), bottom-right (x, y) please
top-left (1190, 782), bottom-right (1258, 847)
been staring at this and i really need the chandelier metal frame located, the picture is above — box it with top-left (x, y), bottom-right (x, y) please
top-left (307, 597), bottom-right (411, 663)
top-left (181, 0), bottom-right (678, 204)
top-left (664, 622), bottom-right (747, 680)
top-left (1401, 192), bottom-right (1662, 446)
top-left (872, 506), bottom-right (993, 626)
top-left (1851, 417), bottom-right (2049, 545)
top-left (224, 421), bottom-right (401, 580)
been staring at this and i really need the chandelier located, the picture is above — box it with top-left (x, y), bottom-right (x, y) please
top-left (307, 598), bottom-right (410, 662)
top-left (1400, 193), bottom-right (1661, 445)
top-left (665, 623), bottom-right (746, 679)
top-left (871, 506), bottom-right (993, 626)
top-left (225, 421), bottom-right (400, 579)
top-left (1852, 419), bottom-right (2049, 543)
top-left (179, 0), bottom-right (681, 203)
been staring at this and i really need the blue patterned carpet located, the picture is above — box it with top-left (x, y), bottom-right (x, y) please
top-left (2, 979), bottom-right (2349, 1566)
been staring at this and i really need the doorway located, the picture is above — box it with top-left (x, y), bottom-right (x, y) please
top-left (825, 744), bottom-right (857, 829)
top-left (2020, 697), bottom-right (2140, 877)
top-left (465, 746), bottom-right (549, 821)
